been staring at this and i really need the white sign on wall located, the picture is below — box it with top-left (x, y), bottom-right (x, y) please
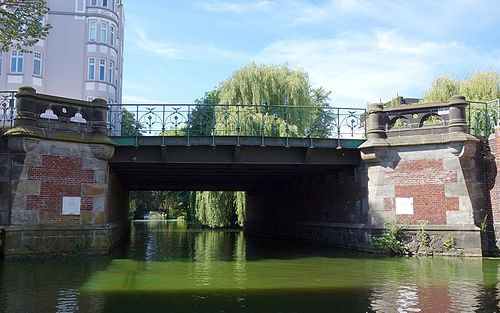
top-left (62, 197), bottom-right (81, 215)
top-left (395, 197), bottom-right (414, 215)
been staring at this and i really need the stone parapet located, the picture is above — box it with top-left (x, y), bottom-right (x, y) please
top-left (3, 87), bottom-right (115, 146)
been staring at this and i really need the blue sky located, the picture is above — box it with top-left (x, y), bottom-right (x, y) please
top-left (122, 0), bottom-right (500, 107)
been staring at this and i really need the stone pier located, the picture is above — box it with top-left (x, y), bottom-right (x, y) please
top-left (0, 87), bottom-right (129, 256)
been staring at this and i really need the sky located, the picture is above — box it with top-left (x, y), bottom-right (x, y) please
top-left (122, 0), bottom-right (500, 108)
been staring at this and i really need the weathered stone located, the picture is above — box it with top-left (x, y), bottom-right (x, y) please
top-left (15, 180), bottom-right (40, 196)
top-left (81, 184), bottom-right (105, 197)
top-left (406, 238), bottom-right (420, 254)
top-left (93, 169), bottom-right (107, 184)
top-left (10, 210), bottom-right (39, 225)
top-left (12, 195), bottom-right (27, 210)
top-left (81, 211), bottom-right (93, 224)
top-left (417, 245), bottom-right (433, 255)
top-left (429, 236), bottom-right (445, 252)
top-left (24, 153), bottom-right (42, 166)
top-left (372, 185), bottom-right (395, 198)
top-left (0, 182), bottom-right (9, 196)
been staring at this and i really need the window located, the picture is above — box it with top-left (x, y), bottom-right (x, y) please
top-left (99, 59), bottom-right (106, 81)
top-left (76, 0), bottom-right (84, 12)
top-left (108, 61), bottom-right (114, 83)
top-left (33, 52), bottom-right (42, 76)
top-left (89, 20), bottom-right (97, 42)
top-left (88, 58), bottom-right (95, 80)
top-left (100, 22), bottom-right (107, 44)
top-left (91, 0), bottom-right (97, 5)
top-left (102, 0), bottom-right (108, 8)
top-left (10, 51), bottom-right (23, 73)
top-left (110, 25), bottom-right (115, 46)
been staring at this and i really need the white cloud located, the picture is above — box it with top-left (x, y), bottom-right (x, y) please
top-left (195, 0), bottom-right (271, 13)
top-left (133, 30), bottom-right (250, 62)
top-left (255, 30), bottom-right (499, 107)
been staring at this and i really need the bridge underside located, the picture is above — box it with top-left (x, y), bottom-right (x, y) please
top-left (110, 136), bottom-right (362, 191)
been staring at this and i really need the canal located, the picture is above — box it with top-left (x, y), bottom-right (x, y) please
top-left (1, 220), bottom-right (499, 312)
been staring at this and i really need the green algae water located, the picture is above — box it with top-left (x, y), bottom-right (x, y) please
top-left (1, 221), bottom-right (500, 312)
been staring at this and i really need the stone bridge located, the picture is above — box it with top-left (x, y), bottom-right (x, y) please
top-left (0, 87), bottom-right (499, 257)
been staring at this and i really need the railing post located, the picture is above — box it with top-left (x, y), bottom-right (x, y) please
top-left (261, 100), bottom-right (265, 147)
top-left (135, 104), bottom-right (139, 147)
top-left (161, 105), bottom-right (166, 147)
top-left (448, 95), bottom-right (467, 133)
top-left (236, 104), bottom-right (240, 147)
top-left (284, 102), bottom-right (289, 147)
top-left (365, 103), bottom-right (386, 140)
top-left (187, 104), bottom-right (191, 147)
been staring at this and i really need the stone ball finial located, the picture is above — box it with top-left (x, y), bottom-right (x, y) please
top-left (368, 103), bottom-right (384, 113)
top-left (448, 95), bottom-right (467, 106)
top-left (17, 86), bottom-right (37, 95)
top-left (92, 98), bottom-right (108, 106)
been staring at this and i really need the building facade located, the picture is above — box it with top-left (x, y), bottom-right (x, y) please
top-left (0, 0), bottom-right (124, 105)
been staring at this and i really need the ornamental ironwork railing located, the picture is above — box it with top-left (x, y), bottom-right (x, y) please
top-left (0, 91), bottom-right (16, 128)
top-left (467, 99), bottom-right (500, 137)
top-left (108, 104), bottom-right (367, 140)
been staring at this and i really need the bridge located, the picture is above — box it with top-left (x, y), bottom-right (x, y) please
top-left (1, 87), bottom-right (499, 258)
top-left (106, 103), bottom-right (365, 191)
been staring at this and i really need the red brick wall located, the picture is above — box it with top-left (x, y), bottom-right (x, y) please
top-left (384, 159), bottom-right (459, 224)
top-left (490, 130), bottom-right (500, 223)
top-left (27, 155), bottom-right (94, 223)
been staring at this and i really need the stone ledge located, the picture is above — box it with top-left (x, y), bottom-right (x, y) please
top-left (3, 126), bottom-right (116, 147)
top-left (360, 132), bottom-right (479, 150)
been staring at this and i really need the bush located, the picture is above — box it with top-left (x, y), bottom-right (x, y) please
top-left (373, 222), bottom-right (406, 255)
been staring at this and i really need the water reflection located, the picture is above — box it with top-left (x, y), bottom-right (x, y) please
top-left (1, 221), bottom-right (500, 312)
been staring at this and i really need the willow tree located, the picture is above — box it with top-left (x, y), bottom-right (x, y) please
top-left (188, 63), bottom-right (333, 228)
top-left (195, 191), bottom-right (245, 228)
top-left (217, 63), bottom-right (316, 135)
top-left (423, 71), bottom-right (499, 102)
top-left (422, 71), bottom-right (500, 135)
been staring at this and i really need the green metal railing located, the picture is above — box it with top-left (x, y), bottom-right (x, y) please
top-left (108, 104), bottom-right (367, 142)
top-left (467, 99), bottom-right (500, 137)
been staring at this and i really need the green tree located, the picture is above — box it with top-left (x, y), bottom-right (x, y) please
top-left (120, 108), bottom-right (143, 136)
top-left (189, 90), bottom-right (219, 136)
top-left (188, 63), bottom-right (331, 228)
top-left (0, 0), bottom-right (51, 52)
top-left (195, 191), bottom-right (245, 228)
top-left (129, 191), bottom-right (168, 219)
top-left (217, 63), bottom-right (316, 136)
top-left (423, 71), bottom-right (499, 102)
top-left (422, 71), bottom-right (500, 135)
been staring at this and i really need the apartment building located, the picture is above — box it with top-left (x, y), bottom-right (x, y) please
top-left (0, 0), bottom-right (125, 105)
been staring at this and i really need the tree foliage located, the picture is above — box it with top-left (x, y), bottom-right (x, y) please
top-left (422, 71), bottom-right (500, 135)
top-left (423, 71), bottom-right (500, 102)
top-left (129, 190), bottom-right (192, 220)
top-left (195, 191), bottom-right (245, 228)
top-left (186, 63), bottom-right (334, 228)
top-left (219, 62), bottom-right (311, 107)
top-left (0, 0), bottom-right (52, 52)
top-left (120, 108), bottom-right (143, 136)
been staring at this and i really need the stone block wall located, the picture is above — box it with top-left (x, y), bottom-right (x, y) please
top-left (245, 166), bottom-right (370, 250)
top-left (488, 130), bottom-right (500, 221)
top-left (0, 137), bottom-right (10, 225)
top-left (9, 137), bottom-right (113, 226)
top-left (365, 145), bottom-right (480, 227)
top-left (484, 129), bottom-right (500, 254)
top-left (2, 136), bottom-right (129, 256)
